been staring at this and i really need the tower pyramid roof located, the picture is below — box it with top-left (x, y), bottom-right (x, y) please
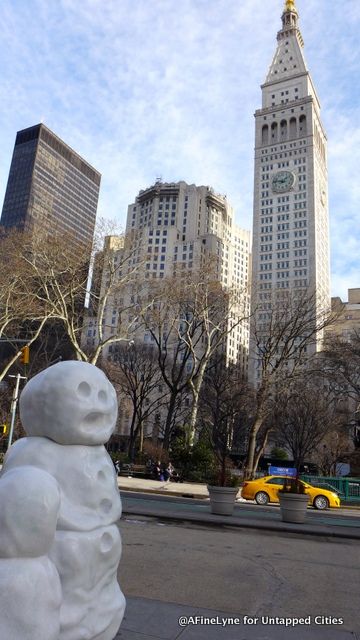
top-left (264, 0), bottom-right (308, 84)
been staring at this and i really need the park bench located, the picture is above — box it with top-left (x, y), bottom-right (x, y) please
top-left (118, 463), bottom-right (151, 478)
top-left (117, 462), bottom-right (182, 482)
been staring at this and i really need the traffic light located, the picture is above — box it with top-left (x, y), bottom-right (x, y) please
top-left (2, 424), bottom-right (7, 435)
top-left (19, 346), bottom-right (30, 365)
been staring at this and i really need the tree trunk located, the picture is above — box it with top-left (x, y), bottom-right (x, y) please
top-left (188, 357), bottom-right (209, 446)
top-left (244, 416), bottom-right (263, 479)
top-left (163, 390), bottom-right (178, 450)
top-left (253, 428), bottom-right (271, 476)
top-left (127, 411), bottom-right (138, 462)
top-left (187, 388), bottom-right (199, 447)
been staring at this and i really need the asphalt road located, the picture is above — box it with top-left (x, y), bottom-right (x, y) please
top-left (121, 491), bottom-right (360, 530)
top-left (117, 515), bottom-right (360, 634)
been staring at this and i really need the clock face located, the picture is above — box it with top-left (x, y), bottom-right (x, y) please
top-left (271, 171), bottom-right (295, 193)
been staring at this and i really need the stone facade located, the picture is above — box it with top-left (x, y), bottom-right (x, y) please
top-left (250, 0), bottom-right (331, 385)
top-left (83, 181), bottom-right (251, 440)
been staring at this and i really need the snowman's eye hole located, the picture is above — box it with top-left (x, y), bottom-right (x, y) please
top-left (98, 390), bottom-right (107, 402)
top-left (77, 381), bottom-right (91, 397)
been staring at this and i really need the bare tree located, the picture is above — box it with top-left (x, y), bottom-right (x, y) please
top-left (245, 289), bottom-right (337, 478)
top-left (139, 262), bottom-right (249, 448)
top-left (322, 330), bottom-right (360, 406)
top-left (176, 270), bottom-right (249, 445)
top-left (15, 227), bottom-right (152, 365)
top-left (273, 380), bottom-right (341, 472)
top-left (22, 320), bottom-right (75, 375)
top-left (105, 343), bottom-right (166, 461)
top-left (0, 229), bottom-right (56, 380)
top-left (138, 278), bottom-right (195, 449)
top-left (81, 232), bottom-right (149, 363)
top-left (313, 428), bottom-right (352, 476)
top-left (199, 356), bottom-right (249, 485)
top-left (0, 222), bottom-right (154, 382)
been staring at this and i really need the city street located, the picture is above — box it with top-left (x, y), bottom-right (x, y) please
top-left (120, 490), bottom-right (360, 536)
top-left (118, 515), bottom-right (360, 635)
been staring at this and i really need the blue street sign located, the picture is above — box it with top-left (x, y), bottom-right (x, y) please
top-left (269, 466), bottom-right (297, 477)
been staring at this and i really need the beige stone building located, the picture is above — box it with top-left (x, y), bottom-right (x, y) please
top-left (326, 287), bottom-right (360, 421)
top-left (323, 289), bottom-right (360, 470)
top-left (327, 288), bottom-right (360, 340)
top-left (83, 181), bottom-right (251, 440)
top-left (125, 181), bottom-right (251, 366)
top-left (249, 0), bottom-right (331, 385)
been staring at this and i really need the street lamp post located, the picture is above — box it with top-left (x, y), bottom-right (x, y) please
top-left (7, 373), bottom-right (27, 450)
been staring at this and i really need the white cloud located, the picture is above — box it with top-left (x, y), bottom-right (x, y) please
top-left (0, 0), bottom-right (359, 298)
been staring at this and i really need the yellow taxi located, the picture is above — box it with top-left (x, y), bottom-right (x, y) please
top-left (241, 475), bottom-right (340, 510)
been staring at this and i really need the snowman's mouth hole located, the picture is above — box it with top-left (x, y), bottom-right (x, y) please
top-left (84, 412), bottom-right (106, 427)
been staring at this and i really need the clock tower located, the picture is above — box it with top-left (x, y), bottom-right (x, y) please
top-left (250, 0), bottom-right (330, 385)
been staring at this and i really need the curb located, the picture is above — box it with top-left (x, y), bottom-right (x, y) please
top-left (119, 485), bottom-right (209, 500)
top-left (118, 484), bottom-right (360, 509)
top-left (122, 504), bottom-right (360, 541)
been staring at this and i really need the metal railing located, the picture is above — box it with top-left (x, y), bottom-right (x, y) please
top-left (300, 475), bottom-right (360, 504)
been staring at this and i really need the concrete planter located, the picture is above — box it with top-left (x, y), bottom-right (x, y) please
top-left (279, 492), bottom-right (309, 523)
top-left (207, 485), bottom-right (239, 516)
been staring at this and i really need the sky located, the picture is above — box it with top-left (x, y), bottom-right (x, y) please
top-left (0, 0), bottom-right (359, 299)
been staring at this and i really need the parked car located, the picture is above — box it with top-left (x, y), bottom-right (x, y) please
top-left (241, 475), bottom-right (340, 510)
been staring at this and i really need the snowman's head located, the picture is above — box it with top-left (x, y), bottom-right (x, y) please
top-left (19, 361), bottom-right (118, 445)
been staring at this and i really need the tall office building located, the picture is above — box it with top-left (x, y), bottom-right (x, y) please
top-left (114, 181), bottom-right (250, 362)
top-left (1, 123), bottom-right (100, 246)
top-left (86, 181), bottom-right (251, 358)
top-left (83, 181), bottom-right (251, 439)
top-left (127, 181), bottom-right (249, 281)
top-left (250, 0), bottom-right (330, 384)
top-left (127, 180), bottom-right (251, 362)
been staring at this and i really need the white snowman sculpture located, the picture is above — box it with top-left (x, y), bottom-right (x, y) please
top-left (0, 361), bottom-right (125, 640)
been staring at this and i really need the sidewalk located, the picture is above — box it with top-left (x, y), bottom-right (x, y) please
top-left (115, 596), bottom-right (358, 639)
top-left (118, 477), bottom-right (360, 540)
top-left (118, 476), bottom-right (210, 499)
top-left (116, 479), bottom-right (359, 639)
top-left (117, 476), bottom-right (360, 506)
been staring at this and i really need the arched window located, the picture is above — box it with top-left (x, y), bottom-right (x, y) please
top-left (289, 117), bottom-right (297, 139)
top-left (271, 122), bottom-right (278, 142)
top-left (262, 125), bottom-right (269, 145)
top-left (280, 119), bottom-right (288, 139)
top-left (299, 114), bottom-right (307, 135)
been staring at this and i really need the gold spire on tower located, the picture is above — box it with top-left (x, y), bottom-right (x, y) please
top-left (279, 0), bottom-right (302, 43)
top-left (284, 0), bottom-right (297, 11)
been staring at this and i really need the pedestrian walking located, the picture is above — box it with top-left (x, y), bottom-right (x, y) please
top-left (163, 462), bottom-right (174, 482)
top-left (154, 460), bottom-right (162, 481)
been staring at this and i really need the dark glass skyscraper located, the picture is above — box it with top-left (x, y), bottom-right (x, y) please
top-left (1, 123), bottom-right (101, 246)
